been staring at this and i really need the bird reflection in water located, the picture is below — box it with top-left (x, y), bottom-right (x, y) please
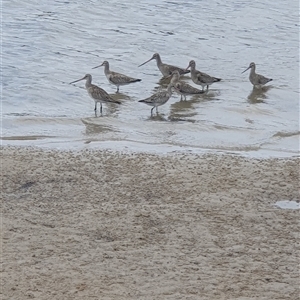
top-left (94, 92), bottom-right (128, 116)
top-left (169, 94), bottom-right (202, 121)
top-left (146, 114), bottom-right (168, 122)
top-left (247, 86), bottom-right (272, 104)
top-left (82, 121), bottom-right (113, 135)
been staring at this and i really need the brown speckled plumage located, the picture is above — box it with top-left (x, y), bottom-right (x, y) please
top-left (92, 61), bottom-right (141, 93)
top-left (186, 60), bottom-right (221, 91)
top-left (70, 74), bottom-right (121, 114)
top-left (138, 72), bottom-right (178, 115)
top-left (242, 62), bottom-right (272, 88)
top-left (171, 70), bottom-right (204, 100)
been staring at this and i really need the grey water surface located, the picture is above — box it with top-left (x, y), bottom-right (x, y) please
top-left (2, 0), bottom-right (299, 156)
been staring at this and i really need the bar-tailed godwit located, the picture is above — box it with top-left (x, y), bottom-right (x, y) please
top-left (92, 60), bottom-right (141, 93)
top-left (138, 53), bottom-right (190, 77)
top-left (138, 73), bottom-right (177, 116)
top-left (170, 70), bottom-right (204, 100)
top-left (186, 60), bottom-right (221, 91)
top-left (242, 62), bottom-right (272, 88)
top-left (70, 74), bottom-right (121, 114)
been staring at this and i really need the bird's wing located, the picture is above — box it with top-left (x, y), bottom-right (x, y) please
top-left (196, 71), bottom-right (210, 83)
top-left (168, 64), bottom-right (189, 75)
top-left (109, 72), bottom-right (141, 84)
top-left (89, 85), bottom-right (120, 104)
top-left (197, 71), bottom-right (220, 83)
top-left (257, 74), bottom-right (272, 85)
top-left (179, 82), bottom-right (204, 94)
top-left (140, 90), bottom-right (167, 104)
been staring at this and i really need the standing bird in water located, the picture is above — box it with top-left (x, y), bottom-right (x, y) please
top-left (138, 72), bottom-right (177, 116)
top-left (170, 70), bottom-right (205, 100)
top-left (70, 74), bottom-right (121, 114)
top-left (185, 60), bottom-right (221, 91)
top-left (138, 53), bottom-right (190, 77)
top-left (92, 60), bottom-right (141, 93)
top-left (242, 62), bottom-right (273, 88)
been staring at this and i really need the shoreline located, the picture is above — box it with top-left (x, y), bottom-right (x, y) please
top-left (1, 139), bottom-right (299, 159)
top-left (2, 146), bottom-right (299, 299)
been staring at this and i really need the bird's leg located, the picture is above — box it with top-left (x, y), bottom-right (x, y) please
top-left (100, 103), bottom-right (103, 114)
top-left (206, 85), bottom-right (209, 91)
top-left (184, 95), bottom-right (187, 101)
top-left (156, 107), bottom-right (158, 114)
top-left (94, 102), bottom-right (97, 112)
top-left (180, 95), bottom-right (183, 101)
top-left (151, 107), bottom-right (154, 116)
top-left (117, 86), bottom-right (119, 93)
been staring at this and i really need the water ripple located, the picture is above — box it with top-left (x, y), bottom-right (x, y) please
top-left (2, 0), bottom-right (299, 156)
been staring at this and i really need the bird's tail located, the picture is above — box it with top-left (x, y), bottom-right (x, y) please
top-left (108, 98), bottom-right (121, 104)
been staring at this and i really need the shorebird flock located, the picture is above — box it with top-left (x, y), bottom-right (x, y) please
top-left (70, 53), bottom-right (273, 116)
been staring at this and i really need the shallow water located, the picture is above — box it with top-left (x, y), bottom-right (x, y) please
top-left (2, 0), bottom-right (299, 157)
top-left (274, 200), bottom-right (300, 210)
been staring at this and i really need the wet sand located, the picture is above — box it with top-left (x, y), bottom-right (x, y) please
top-left (2, 146), bottom-right (299, 299)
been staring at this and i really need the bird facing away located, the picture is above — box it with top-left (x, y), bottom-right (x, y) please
top-left (69, 74), bottom-right (121, 114)
top-left (242, 62), bottom-right (273, 88)
top-left (138, 73), bottom-right (177, 116)
top-left (92, 60), bottom-right (141, 93)
top-left (170, 70), bottom-right (205, 100)
top-left (138, 53), bottom-right (190, 77)
top-left (186, 60), bottom-right (221, 91)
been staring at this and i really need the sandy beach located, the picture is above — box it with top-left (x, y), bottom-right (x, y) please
top-left (1, 146), bottom-right (299, 299)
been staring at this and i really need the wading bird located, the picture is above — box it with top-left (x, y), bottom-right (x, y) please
top-left (242, 62), bottom-right (272, 88)
top-left (186, 60), bottom-right (221, 91)
top-left (92, 60), bottom-right (141, 93)
top-left (70, 74), bottom-right (121, 114)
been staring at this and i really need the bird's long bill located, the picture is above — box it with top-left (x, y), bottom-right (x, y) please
top-left (138, 57), bottom-right (154, 67)
top-left (185, 64), bottom-right (191, 71)
top-left (242, 66), bottom-right (251, 74)
top-left (69, 77), bottom-right (85, 84)
top-left (92, 63), bottom-right (104, 69)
